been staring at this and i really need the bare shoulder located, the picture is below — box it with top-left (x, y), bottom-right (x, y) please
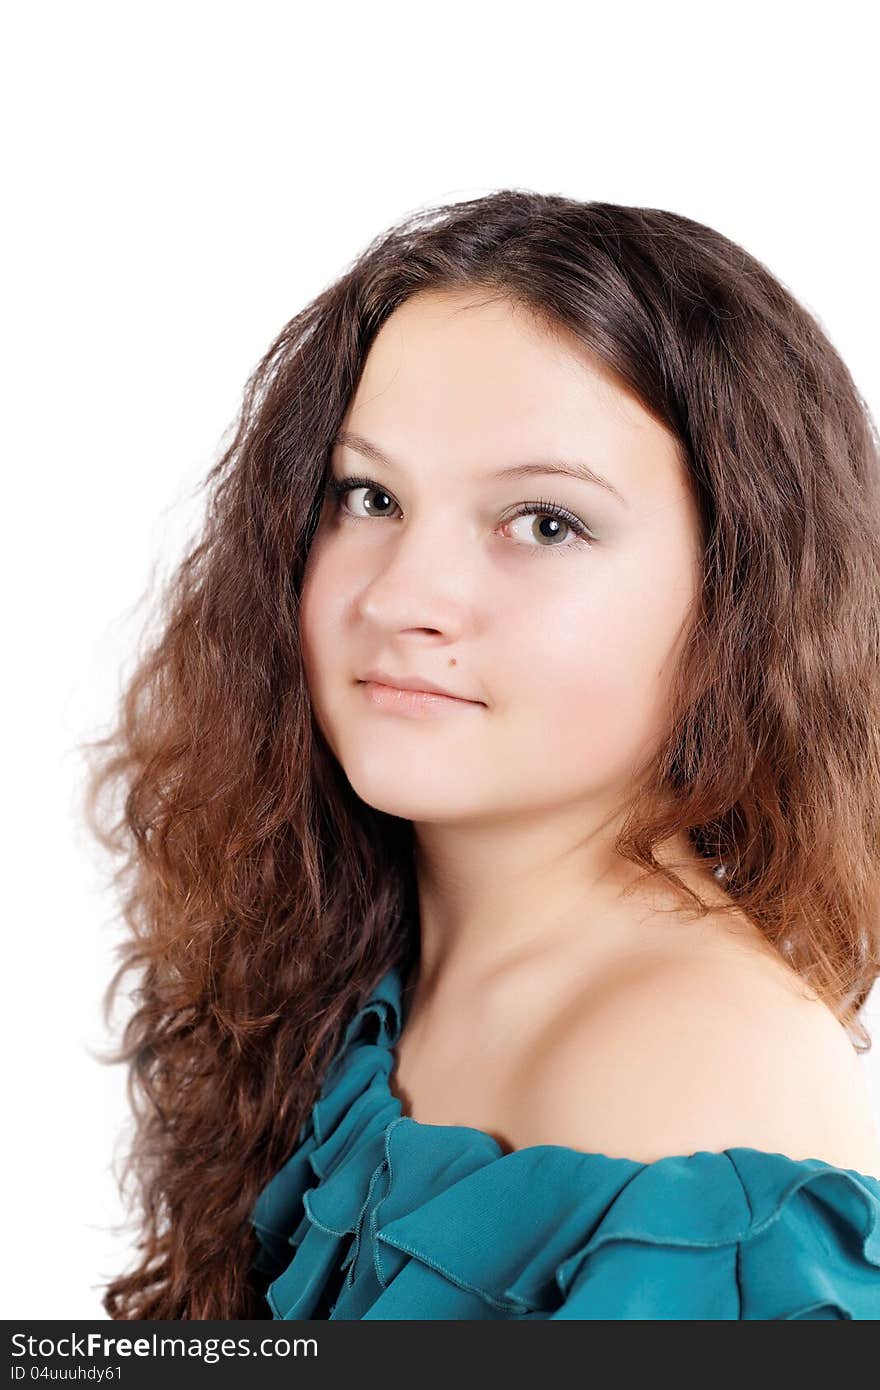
top-left (513, 938), bottom-right (880, 1180)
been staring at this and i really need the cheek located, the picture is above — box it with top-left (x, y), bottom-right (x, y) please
top-left (299, 543), bottom-right (348, 708)
top-left (493, 563), bottom-right (692, 777)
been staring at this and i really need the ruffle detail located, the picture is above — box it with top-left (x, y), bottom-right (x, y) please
top-left (250, 964), bottom-right (880, 1320)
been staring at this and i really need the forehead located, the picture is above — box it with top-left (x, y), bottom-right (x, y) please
top-left (347, 289), bottom-right (689, 506)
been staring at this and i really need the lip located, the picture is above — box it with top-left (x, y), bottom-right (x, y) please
top-left (358, 680), bottom-right (484, 717)
top-left (358, 668), bottom-right (483, 703)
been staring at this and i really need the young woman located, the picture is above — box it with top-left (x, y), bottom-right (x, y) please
top-left (84, 190), bottom-right (880, 1320)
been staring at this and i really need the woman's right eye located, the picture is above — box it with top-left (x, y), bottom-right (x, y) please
top-left (326, 475), bottom-right (397, 517)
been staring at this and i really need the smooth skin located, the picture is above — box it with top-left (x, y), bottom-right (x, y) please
top-left (300, 288), bottom-right (880, 1178)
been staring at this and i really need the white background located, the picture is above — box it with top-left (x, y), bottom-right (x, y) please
top-left (2, 0), bottom-right (877, 1319)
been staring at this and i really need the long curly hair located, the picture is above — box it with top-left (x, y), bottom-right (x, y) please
top-left (79, 189), bottom-right (880, 1319)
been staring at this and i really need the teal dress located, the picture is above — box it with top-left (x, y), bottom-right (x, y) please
top-left (249, 964), bottom-right (880, 1319)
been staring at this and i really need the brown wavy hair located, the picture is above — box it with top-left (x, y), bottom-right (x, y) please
top-left (79, 189), bottom-right (880, 1320)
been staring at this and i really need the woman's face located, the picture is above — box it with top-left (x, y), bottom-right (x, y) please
top-left (300, 288), bottom-right (703, 827)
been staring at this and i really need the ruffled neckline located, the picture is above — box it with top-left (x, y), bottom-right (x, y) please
top-left (250, 962), bottom-right (880, 1319)
top-left (343, 962), bottom-right (880, 1181)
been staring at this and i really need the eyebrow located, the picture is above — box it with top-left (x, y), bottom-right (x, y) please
top-left (331, 429), bottom-right (629, 509)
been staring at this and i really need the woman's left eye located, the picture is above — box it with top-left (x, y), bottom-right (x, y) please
top-left (324, 476), bottom-right (595, 550)
top-left (501, 500), bottom-right (595, 549)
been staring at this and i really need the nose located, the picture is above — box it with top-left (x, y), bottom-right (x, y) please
top-left (355, 509), bottom-right (478, 632)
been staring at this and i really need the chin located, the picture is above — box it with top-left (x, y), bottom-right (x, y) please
top-left (341, 771), bottom-right (483, 823)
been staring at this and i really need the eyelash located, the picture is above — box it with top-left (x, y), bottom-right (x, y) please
top-left (324, 474), bottom-right (596, 550)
